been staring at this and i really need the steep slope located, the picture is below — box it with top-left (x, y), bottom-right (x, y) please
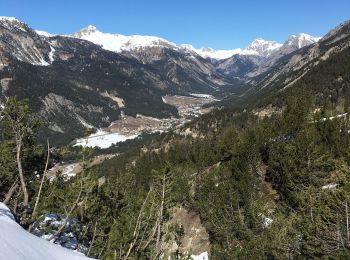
top-left (0, 17), bottom-right (52, 66)
top-left (217, 34), bottom-right (319, 79)
top-left (234, 20), bottom-right (350, 108)
top-left (0, 23), bottom-right (177, 144)
top-left (0, 203), bottom-right (90, 260)
top-left (249, 21), bottom-right (350, 94)
top-left (215, 54), bottom-right (264, 79)
top-left (0, 18), bottom-right (241, 145)
top-left (245, 38), bottom-right (282, 57)
top-left (72, 26), bottom-right (240, 94)
top-left (246, 33), bottom-right (321, 77)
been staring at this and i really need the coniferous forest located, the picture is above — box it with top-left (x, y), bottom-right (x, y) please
top-left (1, 6), bottom-right (350, 260)
top-left (2, 84), bottom-right (350, 258)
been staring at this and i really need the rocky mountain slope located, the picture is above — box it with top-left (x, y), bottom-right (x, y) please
top-left (0, 17), bottom-right (239, 144)
top-left (1, 16), bottom-right (347, 146)
top-left (247, 20), bottom-right (350, 97)
top-left (216, 33), bottom-right (320, 79)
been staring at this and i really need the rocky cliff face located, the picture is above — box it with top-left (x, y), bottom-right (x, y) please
top-left (246, 20), bottom-right (350, 96)
top-left (217, 34), bottom-right (320, 79)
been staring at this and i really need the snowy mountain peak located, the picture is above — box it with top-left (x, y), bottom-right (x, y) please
top-left (180, 44), bottom-right (243, 60)
top-left (0, 16), bottom-right (29, 33)
top-left (35, 30), bottom-right (55, 37)
top-left (79, 25), bottom-right (98, 34)
top-left (72, 26), bottom-right (177, 53)
top-left (0, 16), bottom-right (20, 22)
top-left (284, 33), bottom-right (320, 48)
top-left (245, 38), bottom-right (282, 57)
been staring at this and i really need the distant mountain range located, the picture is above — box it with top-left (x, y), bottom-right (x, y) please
top-left (0, 16), bottom-right (348, 145)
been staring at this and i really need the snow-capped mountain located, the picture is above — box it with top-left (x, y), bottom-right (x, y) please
top-left (0, 16), bottom-right (240, 144)
top-left (180, 44), bottom-right (248, 60)
top-left (0, 16), bottom-right (54, 66)
top-left (244, 38), bottom-right (282, 57)
top-left (244, 33), bottom-right (321, 77)
top-left (72, 25), bottom-right (177, 53)
top-left (0, 15), bottom-right (340, 145)
top-left (248, 27), bottom-right (350, 92)
top-left (181, 39), bottom-right (281, 60)
top-left (71, 25), bottom-right (319, 61)
top-left (180, 35), bottom-right (317, 60)
top-left (35, 29), bottom-right (55, 37)
top-left (218, 33), bottom-right (321, 78)
top-left (284, 33), bottom-right (321, 49)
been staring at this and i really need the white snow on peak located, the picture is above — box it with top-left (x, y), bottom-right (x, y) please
top-left (245, 38), bottom-right (283, 57)
top-left (35, 30), bottom-right (55, 37)
top-left (0, 16), bottom-right (27, 33)
top-left (181, 38), bottom-right (282, 60)
top-left (284, 33), bottom-right (320, 48)
top-left (0, 16), bottom-right (19, 22)
top-left (72, 25), bottom-right (178, 53)
top-left (181, 44), bottom-right (246, 60)
top-left (0, 202), bottom-right (90, 260)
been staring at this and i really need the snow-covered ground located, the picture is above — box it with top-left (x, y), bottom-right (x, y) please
top-left (74, 130), bottom-right (138, 149)
top-left (0, 202), bottom-right (91, 260)
top-left (191, 251), bottom-right (209, 260)
top-left (48, 163), bottom-right (80, 180)
top-left (189, 93), bottom-right (217, 100)
top-left (321, 183), bottom-right (338, 190)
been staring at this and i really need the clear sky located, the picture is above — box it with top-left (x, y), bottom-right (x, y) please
top-left (1, 0), bottom-right (349, 49)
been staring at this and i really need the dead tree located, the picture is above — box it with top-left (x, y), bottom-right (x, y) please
top-left (124, 187), bottom-right (153, 260)
top-left (47, 175), bottom-right (83, 242)
top-left (32, 139), bottom-right (50, 219)
top-left (3, 179), bottom-right (19, 204)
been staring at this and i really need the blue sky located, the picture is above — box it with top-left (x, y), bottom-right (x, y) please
top-left (1, 0), bottom-right (349, 49)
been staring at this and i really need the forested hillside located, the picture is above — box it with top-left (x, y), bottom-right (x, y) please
top-left (3, 88), bottom-right (350, 258)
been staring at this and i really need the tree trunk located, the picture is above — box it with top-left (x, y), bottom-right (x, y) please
top-left (32, 139), bottom-right (50, 218)
top-left (124, 187), bottom-right (152, 260)
top-left (346, 199), bottom-right (349, 241)
top-left (3, 180), bottom-right (18, 204)
top-left (16, 137), bottom-right (28, 206)
top-left (87, 221), bottom-right (98, 257)
top-left (48, 176), bottom-right (83, 242)
top-left (153, 174), bottom-right (166, 260)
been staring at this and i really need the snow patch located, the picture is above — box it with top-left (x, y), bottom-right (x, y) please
top-left (318, 113), bottom-right (347, 122)
top-left (189, 93), bottom-right (215, 99)
top-left (48, 45), bottom-right (56, 63)
top-left (0, 203), bottom-right (90, 260)
top-left (322, 183), bottom-right (338, 190)
top-left (35, 30), bottom-right (55, 37)
top-left (74, 130), bottom-right (138, 149)
top-left (191, 251), bottom-right (209, 260)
